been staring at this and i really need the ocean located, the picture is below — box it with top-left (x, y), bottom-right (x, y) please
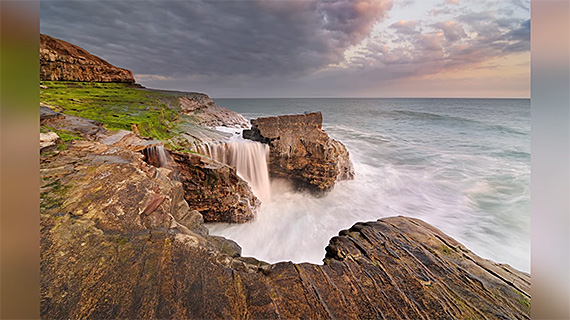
top-left (206, 98), bottom-right (530, 273)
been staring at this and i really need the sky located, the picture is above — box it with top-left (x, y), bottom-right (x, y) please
top-left (40, 0), bottom-right (530, 98)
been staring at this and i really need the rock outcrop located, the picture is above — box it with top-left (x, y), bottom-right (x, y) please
top-left (41, 149), bottom-right (531, 320)
top-left (41, 105), bottom-right (107, 140)
top-left (40, 34), bottom-right (135, 83)
top-left (243, 112), bottom-right (354, 193)
top-left (178, 93), bottom-right (249, 128)
top-left (39, 110), bottom-right (530, 319)
top-left (39, 132), bottom-right (60, 153)
top-left (169, 151), bottom-right (260, 223)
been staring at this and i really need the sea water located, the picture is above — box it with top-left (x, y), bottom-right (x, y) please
top-left (206, 98), bottom-right (530, 273)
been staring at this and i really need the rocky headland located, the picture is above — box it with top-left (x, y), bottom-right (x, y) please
top-left (243, 112), bottom-right (354, 193)
top-left (40, 34), bottom-right (135, 83)
top-left (39, 34), bottom-right (530, 319)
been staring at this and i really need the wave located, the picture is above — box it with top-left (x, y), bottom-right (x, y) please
top-left (390, 110), bottom-right (528, 136)
top-left (390, 109), bottom-right (478, 123)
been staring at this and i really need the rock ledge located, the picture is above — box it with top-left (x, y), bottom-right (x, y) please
top-left (243, 112), bottom-right (354, 192)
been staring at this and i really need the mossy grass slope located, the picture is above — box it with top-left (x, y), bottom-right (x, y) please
top-left (40, 81), bottom-right (181, 140)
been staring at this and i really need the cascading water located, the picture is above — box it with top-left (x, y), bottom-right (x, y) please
top-left (143, 145), bottom-right (172, 168)
top-left (196, 141), bottom-right (271, 203)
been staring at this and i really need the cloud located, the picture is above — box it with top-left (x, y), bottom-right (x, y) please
top-left (433, 20), bottom-right (467, 42)
top-left (134, 74), bottom-right (174, 81)
top-left (390, 20), bottom-right (420, 35)
top-left (40, 0), bottom-right (528, 98)
top-left (40, 0), bottom-right (392, 81)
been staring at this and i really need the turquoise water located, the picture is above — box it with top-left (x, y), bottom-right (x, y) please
top-left (208, 98), bottom-right (530, 272)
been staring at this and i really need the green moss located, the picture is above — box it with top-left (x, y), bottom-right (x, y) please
top-left (40, 81), bottom-right (181, 141)
top-left (439, 245), bottom-right (456, 256)
top-left (517, 292), bottom-right (530, 308)
top-left (115, 236), bottom-right (129, 246)
top-left (40, 180), bottom-right (71, 211)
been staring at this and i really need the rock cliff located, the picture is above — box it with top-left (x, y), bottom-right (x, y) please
top-left (169, 150), bottom-right (260, 223)
top-left (40, 34), bottom-right (135, 83)
top-left (243, 112), bottom-right (354, 193)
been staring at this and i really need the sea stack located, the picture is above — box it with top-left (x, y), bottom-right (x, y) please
top-left (243, 112), bottom-right (354, 193)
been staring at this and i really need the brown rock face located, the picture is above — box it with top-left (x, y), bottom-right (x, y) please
top-left (40, 34), bottom-right (135, 83)
top-left (169, 151), bottom-right (260, 223)
top-left (41, 156), bottom-right (531, 320)
top-left (243, 112), bottom-right (354, 193)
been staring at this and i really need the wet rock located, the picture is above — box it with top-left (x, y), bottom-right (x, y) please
top-left (41, 205), bottom-right (531, 320)
top-left (40, 34), bottom-right (135, 83)
top-left (169, 151), bottom-right (260, 223)
top-left (243, 112), bottom-right (354, 193)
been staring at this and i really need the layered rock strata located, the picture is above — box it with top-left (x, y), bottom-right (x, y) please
top-left (243, 112), bottom-right (354, 192)
top-left (40, 111), bottom-right (530, 319)
top-left (41, 147), bottom-right (531, 320)
top-left (40, 34), bottom-right (135, 83)
top-left (169, 150), bottom-right (260, 223)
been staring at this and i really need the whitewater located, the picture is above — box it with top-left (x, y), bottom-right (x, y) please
top-left (204, 98), bottom-right (530, 273)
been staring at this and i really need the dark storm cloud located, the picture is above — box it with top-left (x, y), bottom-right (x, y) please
top-left (40, 0), bottom-right (392, 79)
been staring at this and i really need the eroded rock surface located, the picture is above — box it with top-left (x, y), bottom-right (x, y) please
top-left (41, 105), bottom-right (107, 140)
top-left (41, 151), bottom-right (531, 320)
top-left (39, 114), bottom-right (530, 319)
top-left (243, 112), bottom-right (354, 193)
top-left (179, 94), bottom-right (249, 128)
top-left (169, 150), bottom-right (260, 223)
top-left (40, 34), bottom-right (135, 83)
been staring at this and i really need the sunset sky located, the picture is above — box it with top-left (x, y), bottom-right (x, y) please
top-left (40, 0), bottom-right (530, 98)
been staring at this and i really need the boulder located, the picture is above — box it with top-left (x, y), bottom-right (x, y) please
top-left (40, 34), bottom-right (135, 83)
top-left (40, 132), bottom-right (60, 152)
top-left (243, 112), bottom-right (354, 193)
top-left (169, 151), bottom-right (260, 223)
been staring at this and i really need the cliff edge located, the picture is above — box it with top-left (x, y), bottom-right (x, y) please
top-left (40, 34), bottom-right (135, 83)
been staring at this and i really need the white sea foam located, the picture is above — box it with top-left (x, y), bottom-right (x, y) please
top-left (206, 98), bottom-right (530, 272)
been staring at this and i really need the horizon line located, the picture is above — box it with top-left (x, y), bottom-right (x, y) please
top-left (211, 96), bottom-right (531, 100)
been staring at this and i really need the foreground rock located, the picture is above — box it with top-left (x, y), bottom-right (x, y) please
top-left (40, 34), bottom-right (135, 83)
top-left (39, 116), bottom-right (530, 318)
top-left (41, 147), bottom-right (531, 319)
top-left (243, 112), bottom-right (354, 193)
top-left (169, 150), bottom-right (260, 223)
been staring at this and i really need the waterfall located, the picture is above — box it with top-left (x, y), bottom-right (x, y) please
top-left (143, 145), bottom-right (172, 168)
top-left (197, 141), bottom-right (271, 203)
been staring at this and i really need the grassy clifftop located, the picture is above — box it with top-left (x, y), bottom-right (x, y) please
top-left (40, 81), bottom-right (180, 140)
